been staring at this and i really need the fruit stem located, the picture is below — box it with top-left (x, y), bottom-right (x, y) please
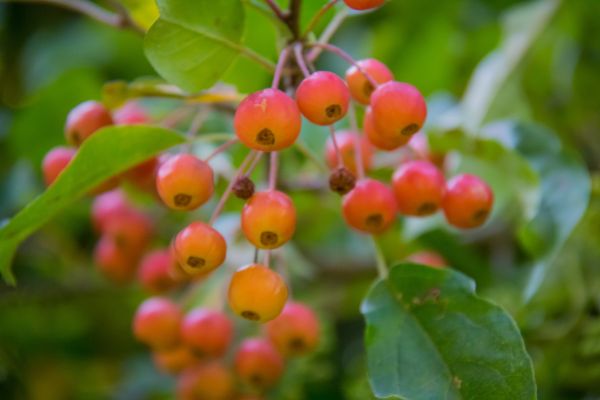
top-left (209, 151), bottom-right (258, 225)
top-left (308, 43), bottom-right (379, 89)
top-left (328, 125), bottom-right (344, 168)
top-left (306, 8), bottom-right (349, 62)
top-left (205, 138), bottom-right (239, 162)
top-left (264, 250), bottom-right (272, 267)
top-left (272, 47), bottom-right (291, 89)
top-left (268, 151), bottom-right (279, 190)
top-left (185, 109), bottom-right (209, 152)
top-left (348, 103), bottom-right (366, 180)
top-left (293, 43), bottom-right (312, 78)
top-left (243, 151), bottom-right (265, 178)
top-left (302, 0), bottom-right (339, 39)
top-left (371, 236), bottom-right (388, 279)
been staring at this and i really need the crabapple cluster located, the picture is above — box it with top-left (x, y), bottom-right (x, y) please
top-left (38, 1), bottom-right (494, 397)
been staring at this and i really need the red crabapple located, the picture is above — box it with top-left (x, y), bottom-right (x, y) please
top-left (133, 297), bottom-right (182, 349)
top-left (443, 174), bottom-right (494, 229)
top-left (345, 58), bottom-right (393, 104)
top-left (234, 89), bottom-right (301, 151)
top-left (152, 345), bottom-right (198, 375)
top-left (228, 264), bottom-right (288, 323)
top-left (296, 71), bottom-right (350, 125)
top-left (266, 302), bottom-right (320, 357)
top-left (234, 338), bottom-right (284, 390)
top-left (325, 131), bottom-right (373, 175)
top-left (113, 101), bottom-right (150, 125)
top-left (407, 251), bottom-right (447, 268)
top-left (65, 101), bottom-right (113, 146)
top-left (91, 189), bottom-right (131, 232)
top-left (138, 249), bottom-right (178, 294)
top-left (93, 235), bottom-right (137, 284)
top-left (370, 81), bottom-right (427, 140)
top-left (181, 308), bottom-right (233, 358)
top-left (173, 222), bottom-right (227, 276)
top-left (343, 0), bottom-right (385, 11)
top-left (177, 362), bottom-right (235, 400)
top-left (342, 179), bottom-right (397, 234)
top-left (241, 190), bottom-right (296, 249)
top-left (409, 132), bottom-right (445, 168)
top-left (392, 160), bottom-right (446, 216)
top-left (364, 107), bottom-right (410, 150)
top-left (103, 208), bottom-right (153, 257)
top-left (41, 146), bottom-right (76, 186)
top-left (156, 154), bottom-right (214, 211)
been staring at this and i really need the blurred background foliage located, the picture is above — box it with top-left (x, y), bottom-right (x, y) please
top-left (0, 0), bottom-right (599, 399)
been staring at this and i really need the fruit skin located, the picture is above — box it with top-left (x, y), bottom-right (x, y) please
top-left (345, 59), bottom-right (394, 104)
top-left (113, 101), bottom-right (149, 125)
top-left (103, 208), bottom-right (153, 258)
top-left (364, 107), bottom-right (410, 151)
top-left (295, 71), bottom-right (350, 126)
top-left (94, 235), bottom-right (137, 284)
top-left (156, 154), bottom-right (214, 211)
top-left (228, 264), bottom-right (288, 323)
top-left (177, 362), bottom-right (235, 400)
top-left (407, 251), bottom-right (447, 268)
top-left (42, 146), bottom-right (76, 186)
top-left (266, 302), bottom-right (319, 357)
top-left (343, 0), bottom-right (385, 10)
top-left (409, 132), bottom-right (445, 168)
top-left (65, 101), bottom-right (113, 146)
top-left (138, 249), bottom-right (178, 294)
top-left (342, 179), bottom-right (397, 234)
top-left (392, 160), bottom-right (446, 216)
top-left (181, 308), bottom-right (233, 358)
top-left (234, 338), bottom-right (284, 390)
top-left (370, 81), bottom-right (427, 140)
top-left (91, 189), bottom-right (131, 232)
top-left (153, 345), bottom-right (199, 375)
top-left (442, 174), bottom-right (494, 229)
top-left (133, 297), bottom-right (182, 349)
top-left (241, 191), bottom-right (296, 250)
top-left (173, 222), bottom-right (227, 276)
top-left (325, 131), bottom-right (373, 175)
top-left (234, 89), bottom-right (301, 151)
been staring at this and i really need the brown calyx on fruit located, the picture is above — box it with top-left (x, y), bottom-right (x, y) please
top-left (233, 176), bottom-right (255, 200)
top-left (325, 104), bottom-right (342, 119)
top-left (241, 310), bottom-right (260, 321)
top-left (174, 193), bottom-right (192, 207)
top-left (417, 202), bottom-right (436, 215)
top-left (329, 167), bottom-right (356, 195)
top-left (366, 214), bottom-right (383, 229)
top-left (256, 128), bottom-right (275, 145)
top-left (260, 231), bottom-right (279, 247)
top-left (401, 123), bottom-right (420, 136)
top-left (186, 256), bottom-right (206, 268)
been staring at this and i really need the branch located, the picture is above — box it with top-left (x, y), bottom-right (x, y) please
top-left (7, 0), bottom-right (145, 34)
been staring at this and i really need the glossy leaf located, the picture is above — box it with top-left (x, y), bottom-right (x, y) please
top-left (0, 125), bottom-right (185, 284)
top-left (362, 263), bottom-right (536, 400)
top-left (144, 0), bottom-right (245, 92)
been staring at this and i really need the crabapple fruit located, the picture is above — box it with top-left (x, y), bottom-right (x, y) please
top-left (234, 338), bottom-right (284, 390)
top-left (41, 146), bottom-right (76, 186)
top-left (443, 174), bottom-right (494, 229)
top-left (342, 179), bottom-right (397, 234)
top-left (156, 154), bottom-right (214, 211)
top-left (392, 160), bottom-right (446, 216)
top-left (133, 297), bottom-right (182, 349)
top-left (173, 222), bottom-right (227, 276)
top-left (181, 308), bottom-right (233, 358)
top-left (345, 58), bottom-right (393, 104)
top-left (241, 191), bottom-right (296, 250)
top-left (65, 101), bottom-right (113, 146)
top-left (266, 302), bottom-right (319, 357)
top-left (296, 71), bottom-right (350, 126)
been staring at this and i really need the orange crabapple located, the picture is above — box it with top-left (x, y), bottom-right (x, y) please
top-left (91, 189), bottom-right (131, 232)
top-left (228, 264), bottom-right (288, 323)
top-left (138, 249), bottom-right (179, 294)
top-left (173, 222), bottom-right (227, 276)
top-left (234, 88), bottom-right (301, 151)
top-left (93, 235), bottom-right (137, 284)
top-left (41, 146), bottom-right (76, 186)
top-left (342, 178), bottom-right (397, 234)
top-left (103, 208), bottom-right (153, 257)
top-left (152, 345), bottom-right (199, 375)
top-left (65, 100), bottom-right (113, 146)
top-left (133, 297), bottom-right (182, 349)
top-left (325, 131), bottom-right (373, 175)
top-left (370, 81), bottom-right (427, 140)
top-left (266, 302), bottom-right (320, 357)
top-left (407, 251), bottom-right (447, 269)
top-left (364, 107), bottom-right (410, 151)
top-left (343, 0), bottom-right (385, 11)
top-left (234, 338), bottom-right (284, 390)
top-left (392, 160), bottom-right (446, 216)
top-left (443, 174), bottom-right (494, 229)
top-left (156, 154), bottom-right (214, 211)
top-left (295, 71), bottom-right (350, 126)
top-left (345, 58), bottom-right (394, 105)
top-left (180, 308), bottom-right (233, 358)
top-left (177, 362), bottom-right (235, 400)
top-left (241, 190), bottom-right (296, 250)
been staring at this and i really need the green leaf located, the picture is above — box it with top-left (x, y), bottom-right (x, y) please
top-left (461, 0), bottom-right (560, 134)
top-left (0, 126), bottom-right (185, 284)
top-left (361, 263), bottom-right (536, 400)
top-left (144, 0), bottom-right (248, 92)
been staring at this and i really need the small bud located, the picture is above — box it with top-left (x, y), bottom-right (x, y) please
top-left (233, 176), bottom-right (255, 199)
top-left (329, 167), bottom-right (356, 195)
